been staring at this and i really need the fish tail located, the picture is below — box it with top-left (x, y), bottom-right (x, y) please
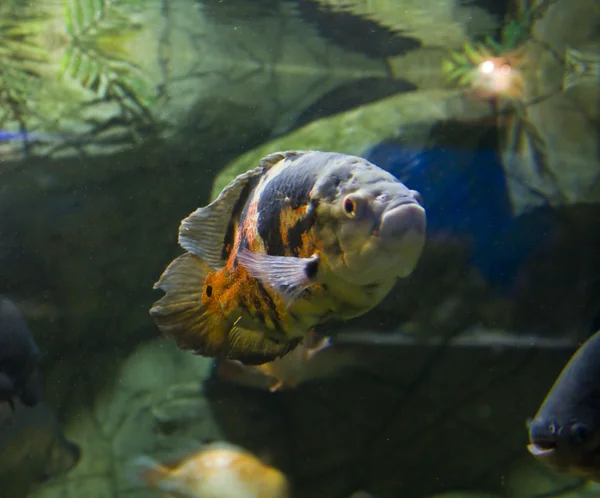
top-left (150, 253), bottom-right (226, 356)
top-left (150, 253), bottom-right (300, 364)
top-left (127, 456), bottom-right (171, 489)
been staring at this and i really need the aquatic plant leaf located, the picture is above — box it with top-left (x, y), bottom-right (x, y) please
top-left (60, 0), bottom-right (157, 116)
top-left (0, 2), bottom-right (52, 125)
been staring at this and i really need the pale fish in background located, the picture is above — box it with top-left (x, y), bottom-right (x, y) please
top-left (129, 441), bottom-right (291, 498)
top-left (214, 330), bottom-right (340, 391)
top-left (0, 399), bottom-right (81, 498)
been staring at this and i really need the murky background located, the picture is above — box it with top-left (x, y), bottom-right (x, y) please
top-left (0, 0), bottom-right (599, 497)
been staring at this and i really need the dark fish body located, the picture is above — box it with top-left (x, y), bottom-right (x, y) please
top-left (0, 400), bottom-right (80, 497)
top-left (150, 150), bottom-right (426, 365)
top-left (528, 329), bottom-right (600, 480)
top-left (0, 298), bottom-right (41, 410)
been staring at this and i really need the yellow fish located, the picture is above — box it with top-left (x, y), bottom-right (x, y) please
top-left (129, 442), bottom-right (290, 498)
top-left (150, 150), bottom-right (426, 365)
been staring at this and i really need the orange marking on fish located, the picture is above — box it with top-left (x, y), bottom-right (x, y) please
top-left (207, 260), bottom-right (287, 330)
top-left (279, 205), bottom-right (308, 248)
top-left (242, 197), bottom-right (264, 253)
top-left (297, 230), bottom-right (320, 258)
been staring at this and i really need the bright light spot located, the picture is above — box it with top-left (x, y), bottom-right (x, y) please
top-left (479, 60), bottom-right (495, 74)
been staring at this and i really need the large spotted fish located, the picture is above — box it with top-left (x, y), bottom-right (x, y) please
top-left (150, 150), bottom-right (426, 365)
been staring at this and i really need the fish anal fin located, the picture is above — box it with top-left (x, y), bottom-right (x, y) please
top-left (236, 248), bottom-right (319, 305)
top-left (178, 166), bottom-right (264, 269)
top-left (150, 253), bottom-right (230, 356)
top-left (227, 324), bottom-right (303, 366)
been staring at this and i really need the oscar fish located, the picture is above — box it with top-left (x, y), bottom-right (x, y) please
top-left (150, 150), bottom-right (426, 365)
top-left (128, 441), bottom-right (290, 498)
top-left (527, 330), bottom-right (600, 481)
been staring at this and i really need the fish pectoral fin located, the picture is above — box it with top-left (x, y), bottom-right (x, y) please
top-left (237, 248), bottom-right (319, 305)
top-left (150, 253), bottom-right (232, 357)
top-left (178, 165), bottom-right (264, 269)
top-left (227, 322), bottom-right (303, 366)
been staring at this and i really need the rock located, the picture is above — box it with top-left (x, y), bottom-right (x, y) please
top-left (0, 400), bottom-right (80, 498)
top-left (28, 334), bottom-right (581, 498)
top-left (0, 0), bottom-right (391, 164)
top-left (498, 0), bottom-right (600, 215)
top-left (212, 89), bottom-right (493, 198)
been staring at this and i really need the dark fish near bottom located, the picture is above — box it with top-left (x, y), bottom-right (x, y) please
top-left (0, 399), bottom-right (80, 497)
top-left (527, 329), bottom-right (600, 481)
top-left (0, 298), bottom-right (41, 411)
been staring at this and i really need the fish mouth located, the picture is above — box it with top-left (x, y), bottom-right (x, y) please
top-left (377, 200), bottom-right (426, 277)
top-left (527, 440), bottom-right (557, 457)
top-left (378, 200), bottom-right (426, 240)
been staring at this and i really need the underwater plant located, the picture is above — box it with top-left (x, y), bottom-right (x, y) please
top-left (59, 0), bottom-right (157, 123)
top-left (441, 2), bottom-right (536, 100)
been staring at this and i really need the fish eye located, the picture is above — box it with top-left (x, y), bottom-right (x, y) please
top-left (343, 196), bottom-right (357, 217)
top-left (205, 285), bottom-right (213, 298)
top-left (569, 423), bottom-right (590, 445)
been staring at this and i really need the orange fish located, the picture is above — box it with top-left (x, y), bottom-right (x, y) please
top-left (216, 330), bottom-right (336, 391)
top-left (129, 442), bottom-right (291, 498)
top-left (150, 150), bottom-right (426, 365)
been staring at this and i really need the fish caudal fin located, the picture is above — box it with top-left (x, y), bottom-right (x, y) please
top-left (150, 253), bottom-right (300, 364)
top-left (150, 253), bottom-right (229, 356)
top-left (127, 456), bottom-right (171, 489)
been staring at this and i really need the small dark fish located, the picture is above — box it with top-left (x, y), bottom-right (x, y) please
top-left (527, 329), bottom-right (600, 481)
top-left (0, 298), bottom-right (41, 411)
top-left (0, 399), bottom-right (80, 497)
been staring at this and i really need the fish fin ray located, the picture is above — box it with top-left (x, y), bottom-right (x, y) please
top-left (150, 255), bottom-right (301, 363)
top-left (258, 150), bottom-right (306, 170)
top-left (150, 253), bottom-right (231, 356)
top-left (237, 249), bottom-right (319, 305)
top-left (227, 322), bottom-right (302, 365)
top-left (178, 166), bottom-right (264, 269)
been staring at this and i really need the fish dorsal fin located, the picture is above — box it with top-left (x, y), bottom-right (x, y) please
top-left (257, 150), bottom-right (304, 170)
top-left (178, 151), bottom-right (307, 268)
top-left (178, 166), bottom-right (264, 269)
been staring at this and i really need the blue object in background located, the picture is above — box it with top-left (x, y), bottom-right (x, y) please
top-left (366, 140), bottom-right (557, 294)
